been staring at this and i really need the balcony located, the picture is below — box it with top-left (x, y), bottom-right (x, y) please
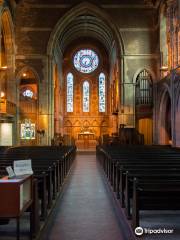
top-left (0, 99), bottom-right (16, 116)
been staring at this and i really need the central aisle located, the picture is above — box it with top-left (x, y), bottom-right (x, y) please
top-left (41, 153), bottom-right (134, 240)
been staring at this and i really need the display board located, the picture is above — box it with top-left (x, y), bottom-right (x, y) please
top-left (0, 123), bottom-right (13, 146)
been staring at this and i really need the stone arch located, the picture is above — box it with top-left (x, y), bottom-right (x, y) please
top-left (64, 120), bottom-right (73, 136)
top-left (16, 66), bottom-right (40, 145)
top-left (134, 69), bottom-right (153, 144)
top-left (73, 120), bottom-right (81, 126)
top-left (1, 8), bottom-right (15, 65)
top-left (46, 2), bottom-right (124, 143)
top-left (175, 83), bottom-right (180, 146)
top-left (83, 120), bottom-right (90, 128)
top-left (174, 75), bottom-right (180, 108)
top-left (101, 120), bottom-right (107, 127)
top-left (16, 66), bottom-right (40, 109)
top-left (133, 68), bottom-right (155, 84)
top-left (16, 66), bottom-right (40, 85)
top-left (92, 120), bottom-right (98, 127)
top-left (158, 87), bottom-right (172, 145)
top-left (100, 120), bottom-right (108, 135)
top-left (0, 8), bottom-right (15, 102)
top-left (65, 120), bottom-right (72, 127)
top-left (47, 2), bottom-right (124, 56)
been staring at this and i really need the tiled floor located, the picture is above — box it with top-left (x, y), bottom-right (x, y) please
top-left (41, 153), bottom-right (134, 240)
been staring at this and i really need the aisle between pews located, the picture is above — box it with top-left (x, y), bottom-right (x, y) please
top-left (40, 153), bottom-right (134, 240)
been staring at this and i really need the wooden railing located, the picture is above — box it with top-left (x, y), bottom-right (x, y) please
top-left (0, 99), bottom-right (16, 116)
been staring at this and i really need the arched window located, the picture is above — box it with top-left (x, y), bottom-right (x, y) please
top-left (136, 70), bottom-right (152, 105)
top-left (99, 73), bottom-right (106, 112)
top-left (67, 73), bottom-right (73, 112)
top-left (83, 81), bottom-right (89, 112)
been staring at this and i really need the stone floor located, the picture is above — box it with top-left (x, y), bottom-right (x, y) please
top-left (40, 153), bottom-right (134, 240)
top-left (0, 214), bottom-right (30, 240)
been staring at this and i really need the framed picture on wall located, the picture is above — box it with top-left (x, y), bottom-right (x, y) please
top-left (20, 121), bottom-right (35, 140)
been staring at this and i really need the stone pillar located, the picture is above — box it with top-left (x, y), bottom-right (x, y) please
top-left (0, 1), bottom-right (3, 109)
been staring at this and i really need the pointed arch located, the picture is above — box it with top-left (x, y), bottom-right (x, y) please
top-left (0, 8), bottom-right (16, 103)
top-left (47, 2), bottom-right (124, 56)
top-left (65, 120), bottom-right (72, 127)
top-left (83, 120), bottom-right (90, 127)
top-left (135, 69), bottom-right (153, 105)
top-left (101, 120), bottom-right (108, 127)
top-left (92, 120), bottom-right (98, 127)
top-left (158, 87), bottom-right (172, 145)
top-left (133, 68), bottom-right (155, 84)
top-left (1, 8), bottom-right (15, 66)
top-left (16, 66), bottom-right (40, 115)
top-left (73, 120), bottom-right (81, 126)
top-left (17, 66), bottom-right (39, 145)
top-left (16, 66), bottom-right (40, 85)
top-left (175, 91), bottom-right (180, 146)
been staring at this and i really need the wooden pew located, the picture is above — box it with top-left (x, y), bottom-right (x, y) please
top-left (132, 178), bottom-right (180, 229)
top-left (96, 144), bottom-right (180, 234)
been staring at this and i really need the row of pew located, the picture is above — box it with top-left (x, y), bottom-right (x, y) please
top-left (0, 145), bottom-right (76, 239)
top-left (96, 144), bottom-right (180, 231)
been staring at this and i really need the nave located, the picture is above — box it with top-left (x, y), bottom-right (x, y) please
top-left (40, 153), bottom-right (134, 240)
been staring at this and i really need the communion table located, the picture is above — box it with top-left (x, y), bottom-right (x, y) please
top-left (76, 131), bottom-right (97, 150)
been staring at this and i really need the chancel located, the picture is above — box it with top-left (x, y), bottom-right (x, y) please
top-left (0, 0), bottom-right (180, 239)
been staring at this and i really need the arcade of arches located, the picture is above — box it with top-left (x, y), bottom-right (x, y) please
top-left (0, 0), bottom-right (180, 148)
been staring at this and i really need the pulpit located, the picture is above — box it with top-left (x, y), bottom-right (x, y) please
top-left (0, 175), bottom-right (33, 240)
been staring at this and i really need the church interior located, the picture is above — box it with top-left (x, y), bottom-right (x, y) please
top-left (0, 0), bottom-right (180, 239)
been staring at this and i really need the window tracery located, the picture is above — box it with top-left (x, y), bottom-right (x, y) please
top-left (83, 81), bottom-right (89, 112)
top-left (73, 49), bottom-right (99, 73)
top-left (99, 73), bottom-right (106, 112)
top-left (67, 73), bottom-right (73, 112)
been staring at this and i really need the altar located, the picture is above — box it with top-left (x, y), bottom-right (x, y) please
top-left (78, 131), bottom-right (95, 140)
top-left (76, 130), bottom-right (97, 150)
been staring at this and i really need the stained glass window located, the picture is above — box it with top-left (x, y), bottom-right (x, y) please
top-left (21, 119), bottom-right (35, 140)
top-left (23, 89), bottom-right (33, 98)
top-left (67, 73), bottom-right (73, 112)
top-left (99, 73), bottom-right (106, 112)
top-left (74, 49), bottom-right (99, 73)
top-left (83, 81), bottom-right (89, 112)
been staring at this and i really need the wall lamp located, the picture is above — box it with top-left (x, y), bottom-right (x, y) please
top-left (160, 66), bottom-right (168, 71)
top-left (1, 91), bottom-right (5, 98)
top-left (0, 66), bottom-right (7, 71)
